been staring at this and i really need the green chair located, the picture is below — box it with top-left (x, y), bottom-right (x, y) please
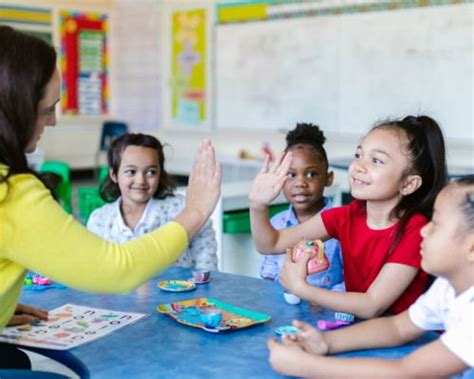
top-left (98, 165), bottom-right (109, 184)
top-left (77, 186), bottom-right (106, 224)
top-left (76, 167), bottom-right (109, 224)
top-left (39, 160), bottom-right (73, 214)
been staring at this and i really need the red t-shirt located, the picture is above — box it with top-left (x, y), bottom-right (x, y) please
top-left (321, 200), bottom-right (429, 314)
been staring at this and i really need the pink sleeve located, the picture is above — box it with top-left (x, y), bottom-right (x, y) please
top-left (387, 214), bottom-right (428, 268)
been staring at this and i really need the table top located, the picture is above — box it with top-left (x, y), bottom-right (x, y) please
top-left (20, 267), bottom-right (437, 379)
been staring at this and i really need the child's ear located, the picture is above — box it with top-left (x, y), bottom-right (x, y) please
top-left (109, 168), bottom-right (117, 183)
top-left (465, 234), bottom-right (474, 263)
top-left (400, 174), bottom-right (422, 196)
top-left (325, 171), bottom-right (334, 187)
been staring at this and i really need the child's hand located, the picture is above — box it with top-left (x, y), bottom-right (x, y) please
top-left (267, 336), bottom-right (308, 377)
top-left (186, 140), bottom-right (222, 220)
top-left (279, 247), bottom-right (310, 294)
top-left (289, 320), bottom-right (329, 356)
top-left (248, 152), bottom-right (292, 210)
top-left (8, 303), bottom-right (48, 326)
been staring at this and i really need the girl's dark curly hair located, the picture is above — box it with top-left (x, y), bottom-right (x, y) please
top-left (100, 133), bottom-right (176, 202)
top-left (285, 123), bottom-right (328, 168)
top-left (454, 175), bottom-right (474, 231)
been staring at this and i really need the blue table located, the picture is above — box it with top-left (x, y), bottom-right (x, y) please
top-left (19, 267), bottom-right (437, 379)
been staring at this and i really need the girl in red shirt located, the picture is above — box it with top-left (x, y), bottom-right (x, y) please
top-left (249, 116), bottom-right (447, 318)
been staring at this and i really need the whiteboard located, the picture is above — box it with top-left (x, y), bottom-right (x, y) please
top-left (216, 4), bottom-right (473, 141)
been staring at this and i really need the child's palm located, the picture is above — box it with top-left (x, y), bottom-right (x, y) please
top-left (293, 320), bottom-right (329, 356)
top-left (249, 152), bottom-right (292, 209)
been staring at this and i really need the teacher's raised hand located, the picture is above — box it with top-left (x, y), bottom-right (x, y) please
top-left (175, 140), bottom-right (222, 240)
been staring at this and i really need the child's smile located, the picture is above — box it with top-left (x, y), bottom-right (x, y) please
top-left (113, 145), bottom-right (160, 209)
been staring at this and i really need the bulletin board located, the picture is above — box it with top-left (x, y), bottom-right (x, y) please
top-left (214, 1), bottom-right (473, 142)
top-left (170, 8), bottom-right (207, 126)
top-left (60, 10), bottom-right (109, 116)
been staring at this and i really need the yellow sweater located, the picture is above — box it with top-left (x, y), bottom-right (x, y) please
top-left (0, 169), bottom-right (188, 330)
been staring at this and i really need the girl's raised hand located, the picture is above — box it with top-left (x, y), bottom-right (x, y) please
top-left (289, 320), bottom-right (329, 356)
top-left (249, 151), bottom-right (292, 210)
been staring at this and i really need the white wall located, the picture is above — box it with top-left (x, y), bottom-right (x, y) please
top-left (112, 0), bottom-right (164, 133)
top-left (8, 0), bottom-right (472, 175)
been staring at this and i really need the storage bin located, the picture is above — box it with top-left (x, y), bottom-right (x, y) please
top-left (223, 203), bottom-right (289, 234)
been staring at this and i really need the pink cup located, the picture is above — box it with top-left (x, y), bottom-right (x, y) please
top-left (192, 271), bottom-right (210, 283)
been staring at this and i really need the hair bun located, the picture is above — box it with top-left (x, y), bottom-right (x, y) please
top-left (286, 122), bottom-right (326, 147)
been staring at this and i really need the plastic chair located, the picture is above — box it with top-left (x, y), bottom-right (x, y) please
top-left (94, 121), bottom-right (128, 172)
top-left (77, 186), bottom-right (106, 224)
top-left (16, 345), bottom-right (90, 378)
top-left (98, 165), bottom-right (109, 184)
top-left (39, 161), bottom-right (73, 214)
top-left (0, 370), bottom-right (70, 378)
top-left (99, 121), bottom-right (128, 151)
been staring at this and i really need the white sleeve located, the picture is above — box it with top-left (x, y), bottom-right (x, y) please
top-left (440, 295), bottom-right (474, 367)
top-left (408, 278), bottom-right (447, 331)
top-left (169, 194), bottom-right (217, 271)
top-left (86, 207), bottom-right (105, 236)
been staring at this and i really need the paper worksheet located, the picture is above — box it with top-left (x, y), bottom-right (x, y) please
top-left (0, 304), bottom-right (147, 350)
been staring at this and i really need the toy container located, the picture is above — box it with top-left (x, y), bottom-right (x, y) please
top-left (290, 239), bottom-right (329, 275)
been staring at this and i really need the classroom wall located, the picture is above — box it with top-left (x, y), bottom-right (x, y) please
top-left (2, 0), bottom-right (112, 168)
top-left (157, 0), bottom-right (473, 190)
top-left (113, 0), bottom-right (164, 133)
top-left (4, 0), bottom-right (473, 177)
top-left (215, 3), bottom-right (473, 141)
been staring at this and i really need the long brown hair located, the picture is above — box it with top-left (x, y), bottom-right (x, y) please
top-left (0, 26), bottom-right (57, 183)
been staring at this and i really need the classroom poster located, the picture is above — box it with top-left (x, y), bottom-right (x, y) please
top-left (171, 9), bottom-right (207, 125)
top-left (0, 5), bottom-right (52, 43)
top-left (60, 10), bottom-right (109, 116)
top-left (216, 0), bottom-right (470, 24)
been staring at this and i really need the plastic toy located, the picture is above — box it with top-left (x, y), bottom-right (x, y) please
top-left (289, 239), bottom-right (329, 275)
top-left (283, 291), bottom-right (301, 305)
top-left (23, 273), bottom-right (65, 291)
top-left (157, 280), bottom-right (196, 292)
top-left (316, 320), bottom-right (350, 331)
top-left (200, 308), bottom-right (222, 329)
top-left (190, 270), bottom-right (211, 284)
top-left (274, 325), bottom-right (300, 336)
top-left (157, 298), bottom-right (271, 333)
top-left (32, 276), bottom-right (52, 285)
top-left (334, 312), bottom-right (355, 323)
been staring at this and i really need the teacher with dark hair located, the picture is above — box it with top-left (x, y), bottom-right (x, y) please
top-left (0, 25), bottom-right (222, 369)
